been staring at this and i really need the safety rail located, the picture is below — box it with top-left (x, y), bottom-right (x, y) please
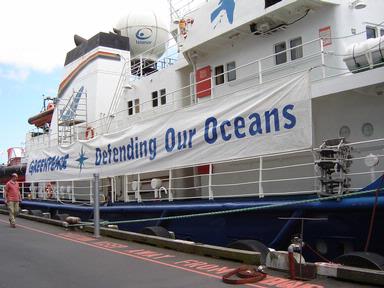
top-left (14, 138), bottom-right (384, 205)
top-left (25, 37), bottom-right (325, 150)
top-left (25, 26), bottom-right (384, 150)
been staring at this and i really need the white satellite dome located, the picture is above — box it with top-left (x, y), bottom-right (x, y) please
top-left (115, 9), bottom-right (169, 61)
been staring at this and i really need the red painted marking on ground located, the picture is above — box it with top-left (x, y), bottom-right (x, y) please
top-left (58, 232), bottom-right (95, 242)
top-left (0, 218), bottom-right (324, 288)
top-left (121, 248), bottom-right (175, 259)
top-left (256, 276), bottom-right (325, 288)
top-left (92, 241), bottom-right (128, 249)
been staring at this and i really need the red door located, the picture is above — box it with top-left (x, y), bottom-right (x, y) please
top-left (195, 65), bottom-right (211, 98)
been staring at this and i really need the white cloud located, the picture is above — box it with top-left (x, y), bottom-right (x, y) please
top-left (0, 67), bottom-right (30, 81)
top-left (0, 0), bottom-right (169, 73)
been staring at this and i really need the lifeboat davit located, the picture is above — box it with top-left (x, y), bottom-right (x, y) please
top-left (28, 103), bottom-right (55, 128)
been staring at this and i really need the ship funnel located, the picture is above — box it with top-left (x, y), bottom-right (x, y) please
top-left (74, 34), bottom-right (87, 46)
top-left (113, 28), bottom-right (121, 36)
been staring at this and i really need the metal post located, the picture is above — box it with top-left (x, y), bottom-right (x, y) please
top-left (259, 156), bottom-right (264, 198)
top-left (208, 164), bottom-right (214, 200)
top-left (43, 183), bottom-right (46, 200)
top-left (136, 174), bottom-right (142, 203)
top-left (320, 39), bottom-right (326, 79)
top-left (169, 169), bottom-right (173, 202)
top-left (71, 180), bottom-right (75, 203)
top-left (89, 179), bottom-right (93, 204)
top-left (31, 182), bottom-right (36, 199)
top-left (93, 174), bottom-right (100, 238)
top-left (21, 182), bottom-right (25, 199)
top-left (56, 181), bottom-right (60, 201)
top-left (123, 175), bottom-right (128, 202)
top-left (258, 60), bottom-right (263, 84)
top-left (111, 177), bottom-right (115, 203)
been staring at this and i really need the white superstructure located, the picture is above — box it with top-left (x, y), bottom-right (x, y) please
top-left (24, 0), bottom-right (384, 202)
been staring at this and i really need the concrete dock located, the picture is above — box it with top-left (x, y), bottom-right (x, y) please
top-left (0, 214), bottom-right (381, 288)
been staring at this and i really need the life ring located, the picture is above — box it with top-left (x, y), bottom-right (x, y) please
top-left (85, 127), bottom-right (95, 140)
top-left (45, 183), bottom-right (53, 199)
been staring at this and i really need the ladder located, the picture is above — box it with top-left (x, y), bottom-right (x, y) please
top-left (57, 87), bottom-right (88, 145)
top-left (105, 60), bottom-right (131, 133)
top-left (315, 138), bottom-right (352, 196)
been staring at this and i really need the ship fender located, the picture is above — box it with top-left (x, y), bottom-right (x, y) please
top-left (334, 252), bottom-right (384, 271)
top-left (227, 240), bottom-right (270, 265)
top-left (140, 226), bottom-right (172, 238)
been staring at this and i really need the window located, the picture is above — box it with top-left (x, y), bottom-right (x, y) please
top-left (380, 29), bottom-right (384, 37)
top-left (127, 101), bottom-right (133, 115)
top-left (274, 42), bottom-right (287, 65)
top-left (152, 89), bottom-right (167, 108)
top-left (152, 91), bottom-right (158, 107)
top-left (366, 26), bottom-right (376, 39)
top-left (215, 65), bottom-right (224, 85)
top-left (226, 61), bottom-right (236, 82)
top-left (128, 99), bottom-right (140, 115)
top-left (290, 37), bottom-right (303, 60)
top-left (160, 89), bottom-right (166, 105)
top-left (134, 99), bottom-right (140, 113)
top-left (265, 0), bottom-right (282, 8)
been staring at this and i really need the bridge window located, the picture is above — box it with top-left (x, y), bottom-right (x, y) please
top-left (134, 99), bottom-right (140, 113)
top-left (128, 101), bottom-right (133, 115)
top-left (290, 37), bottom-right (303, 60)
top-left (128, 98), bottom-right (140, 115)
top-left (366, 26), bottom-right (376, 39)
top-left (274, 37), bottom-right (303, 65)
top-left (215, 65), bottom-right (225, 85)
top-left (152, 89), bottom-right (167, 108)
top-left (152, 91), bottom-right (158, 107)
top-left (160, 89), bottom-right (166, 105)
top-left (226, 61), bottom-right (236, 82)
top-left (274, 42), bottom-right (287, 65)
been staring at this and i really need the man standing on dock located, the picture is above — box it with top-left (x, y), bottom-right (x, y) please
top-left (4, 173), bottom-right (21, 228)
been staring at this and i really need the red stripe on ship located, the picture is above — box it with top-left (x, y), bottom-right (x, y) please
top-left (58, 51), bottom-right (120, 97)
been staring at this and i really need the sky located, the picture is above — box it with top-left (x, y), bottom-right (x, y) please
top-left (0, 0), bottom-right (170, 164)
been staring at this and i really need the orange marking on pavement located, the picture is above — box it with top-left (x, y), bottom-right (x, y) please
top-left (122, 248), bottom-right (174, 259)
top-left (58, 232), bottom-right (95, 242)
top-left (92, 241), bottom-right (128, 249)
top-left (0, 219), bottom-right (323, 288)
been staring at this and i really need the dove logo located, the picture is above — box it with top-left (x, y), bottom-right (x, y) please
top-left (210, 0), bottom-right (236, 26)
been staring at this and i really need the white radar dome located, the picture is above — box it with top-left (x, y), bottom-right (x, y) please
top-left (115, 9), bottom-right (169, 61)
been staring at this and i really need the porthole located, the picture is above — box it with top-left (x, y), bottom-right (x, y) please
top-left (339, 126), bottom-right (350, 138)
top-left (362, 123), bottom-right (374, 137)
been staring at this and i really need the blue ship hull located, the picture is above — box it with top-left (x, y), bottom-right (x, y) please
top-left (4, 175), bottom-right (384, 262)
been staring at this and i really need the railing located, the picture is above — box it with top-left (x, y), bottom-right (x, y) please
top-left (14, 138), bottom-right (384, 205)
top-left (25, 30), bottom-right (384, 150)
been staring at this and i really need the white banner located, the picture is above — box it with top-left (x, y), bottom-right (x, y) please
top-left (26, 73), bottom-right (312, 181)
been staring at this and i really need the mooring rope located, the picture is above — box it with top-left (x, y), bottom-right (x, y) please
top-left (68, 182), bottom-right (383, 228)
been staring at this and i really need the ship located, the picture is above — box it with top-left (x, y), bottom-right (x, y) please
top-left (0, 147), bottom-right (26, 185)
top-left (2, 0), bottom-right (384, 268)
